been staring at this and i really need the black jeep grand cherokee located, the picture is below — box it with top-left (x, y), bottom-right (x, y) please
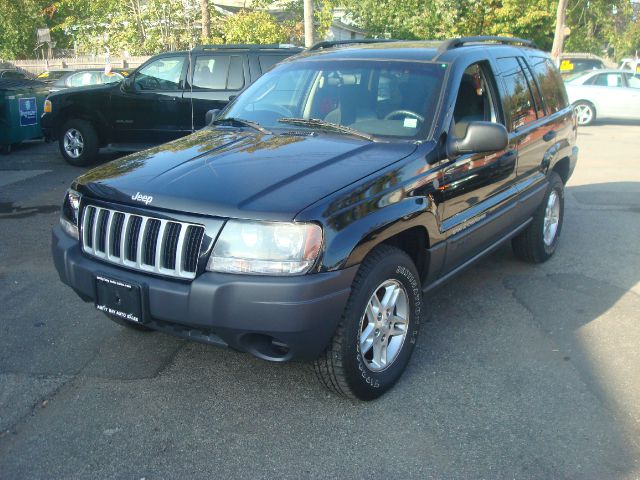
top-left (53, 37), bottom-right (578, 400)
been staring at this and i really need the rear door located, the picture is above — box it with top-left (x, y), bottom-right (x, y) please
top-left (182, 53), bottom-right (247, 130)
top-left (110, 54), bottom-right (190, 145)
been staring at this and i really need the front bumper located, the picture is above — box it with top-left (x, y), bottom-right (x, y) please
top-left (52, 225), bottom-right (357, 361)
top-left (40, 112), bottom-right (56, 142)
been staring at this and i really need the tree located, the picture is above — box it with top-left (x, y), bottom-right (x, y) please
top-left (551, 0), bottom-right (569, 59)
top-left (223, 10), bottom-right (290, 44)
top-left (201, 0), bottom-right (210, 42)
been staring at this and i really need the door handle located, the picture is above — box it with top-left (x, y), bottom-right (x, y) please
top-left (543, 130), bottom-right (557, 142)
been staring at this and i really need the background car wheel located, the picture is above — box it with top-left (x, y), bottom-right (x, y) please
top-left (512, 171), bottom-right (564, 263)
top-left (313, 245), bottom-right (422, 401)
top-left (104, 313), bottom-right (154, 332)
top-left (58, 119), bottom-right (99, 166)
top-left (573, 101), bottom-right (596, 126)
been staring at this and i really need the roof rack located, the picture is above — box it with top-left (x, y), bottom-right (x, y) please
top-left (192, 44), bottom-right (301, 52)
top-left (308, 39), bottom-right (398, 51)
top-left (436, 36), bottom-right (536, 55)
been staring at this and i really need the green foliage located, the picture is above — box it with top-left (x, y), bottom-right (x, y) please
top-left (223, 10), bottom-right (289, 44)
top-left (2, 0), bottom-right (639, 60)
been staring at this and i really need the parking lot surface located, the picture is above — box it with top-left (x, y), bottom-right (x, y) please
top-left (1, 124), bottom-right (639, 479)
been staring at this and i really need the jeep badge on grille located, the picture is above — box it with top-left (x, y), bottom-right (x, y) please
top-left (131, 192), bottom-right (153, 205)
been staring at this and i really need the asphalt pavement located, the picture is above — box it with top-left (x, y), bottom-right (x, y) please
top-left (0, 123), bottom-right (639, 479)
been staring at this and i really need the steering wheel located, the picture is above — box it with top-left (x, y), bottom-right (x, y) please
top-left (142, 76), bottom-right (161, 90)
top-left (384, 110), bottom-right (425, 123)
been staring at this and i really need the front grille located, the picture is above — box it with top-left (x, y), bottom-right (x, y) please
top-left (81, 205), bottom-right (206, 280)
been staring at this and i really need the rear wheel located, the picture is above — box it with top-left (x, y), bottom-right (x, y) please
top-left (313, 245), bottom-right (422, 400)
top-left (512, 171), bottom-right (564, 263)
top-left (58, 119), bottom-right (99, 166)
top-left (573, 101), bottom-right (595, 126)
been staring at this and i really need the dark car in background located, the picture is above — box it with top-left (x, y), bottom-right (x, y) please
top-left (41, 44), bottom-right (303, 165)
top-left (0, 69), bottom-right (32, 80)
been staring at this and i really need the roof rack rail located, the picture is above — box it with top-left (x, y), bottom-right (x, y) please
top-left (436, 36), bottom-right (536, 55)
top-left (308, 39), bottom-right (398, 51)
top-left (192, 44), bottom-right (301, 51)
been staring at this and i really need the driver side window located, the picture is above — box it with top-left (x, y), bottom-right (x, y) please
top-left (453, 63), bottom-right (499, 138)
top-left (134, 56), bottom-right (185, 91)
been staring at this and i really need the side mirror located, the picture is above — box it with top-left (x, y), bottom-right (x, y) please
top-left (205, 109), bottom-right (221, 126)
top-left (228, 94), bottom-right (237, 102)
top-left (121, 75), bottom-right (135, 92)
top-left (446, 121), bottom-right (508, 159)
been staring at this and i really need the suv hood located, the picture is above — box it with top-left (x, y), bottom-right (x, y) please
top-left (75, 128), bottom-right (418, 221)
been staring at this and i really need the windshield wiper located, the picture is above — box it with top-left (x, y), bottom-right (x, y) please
top-left (212, 117), bottom-right (271, 134)
top-left (278, 118), bottom-right (374, 141)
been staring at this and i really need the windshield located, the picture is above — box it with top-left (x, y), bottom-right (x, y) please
top-left (222, 59), bottom-right (446, 139)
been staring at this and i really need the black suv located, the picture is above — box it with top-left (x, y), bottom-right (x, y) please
top-left (41, 44), bottom-right (302, 166)
top-left (52, 37), bottom-right (578, 400)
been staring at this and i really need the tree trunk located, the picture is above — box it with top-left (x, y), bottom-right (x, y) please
top-left (304, 0), bottom-right (314, 48)
top-left (201, 0), bottom-right (210, 42)
top-left (551, 0), bottom-right (569, 61)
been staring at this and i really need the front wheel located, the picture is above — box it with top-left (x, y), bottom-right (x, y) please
top-left (313, 245), bottom-right (422, 400)
top-left (512, 171), bottom-right (564, 263)
top-left (573, 101), bottom-right (596, 126)
top-left (58, 119), bottom-right (99, 166)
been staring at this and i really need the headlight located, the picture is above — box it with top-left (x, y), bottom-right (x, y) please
top-left (206, 220), bottom-right (322, 275)
top-left (60, 189), bottom-right (81, 239)
top-left (44, 99), bottom-right (52, 113)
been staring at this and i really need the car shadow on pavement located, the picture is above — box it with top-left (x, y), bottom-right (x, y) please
top-left (411, 181), bottom-right (640, 477)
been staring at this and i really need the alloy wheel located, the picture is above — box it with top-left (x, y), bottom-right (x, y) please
top-left (63, 128), bottom-right (84, 159)
top-left (359, 279), bottom-right (410, 372)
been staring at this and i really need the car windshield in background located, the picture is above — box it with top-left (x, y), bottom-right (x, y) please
top-left (222, 60), bottom-right (446, 139)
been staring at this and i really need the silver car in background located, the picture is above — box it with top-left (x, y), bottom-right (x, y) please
top-left (564, 69), bottom-right (640, 125)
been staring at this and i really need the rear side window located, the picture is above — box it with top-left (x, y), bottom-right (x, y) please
top-left (192, 55), bottom-right (244, 90)
top-left (528, 57), bottom-right (569, 114)
top-left (258, 55), bottom-right (290, 73)
top-left (497, 57), bottom-right (538, 131)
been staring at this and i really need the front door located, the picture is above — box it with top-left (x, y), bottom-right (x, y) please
top-left (110, 54), bottom-right (191, 146)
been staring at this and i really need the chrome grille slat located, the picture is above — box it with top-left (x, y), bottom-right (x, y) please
top-left (81, 205), bottom-right (205, 280)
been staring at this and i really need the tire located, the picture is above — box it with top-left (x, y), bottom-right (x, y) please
top-left (313, 245), bottom-right (422, 401)
top-left (573, 101), bottom-right (596, 126)
top-left (0, 144), bottom-right (10, 155)
top-left (58, 119), bottom-right (99, 166)
top-left (104, 313), bottom-right (154, 332)
top-left (512, 171), bottom-right (564, 263)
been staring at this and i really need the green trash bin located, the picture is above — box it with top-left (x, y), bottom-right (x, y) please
top-left (0, 79), bottom-right (49, 154)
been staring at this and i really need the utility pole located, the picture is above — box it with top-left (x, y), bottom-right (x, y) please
top-left (201, 0), bottom-right (210, 42)
top-left (551, 0), bottom-right (569, 61)
top-left (304, 0), bottom-right (314, 48)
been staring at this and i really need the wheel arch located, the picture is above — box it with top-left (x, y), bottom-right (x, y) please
top-left (57, 105), bottom-right (109, 146)
top-left (336, 207), bottom-right (436, 284)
